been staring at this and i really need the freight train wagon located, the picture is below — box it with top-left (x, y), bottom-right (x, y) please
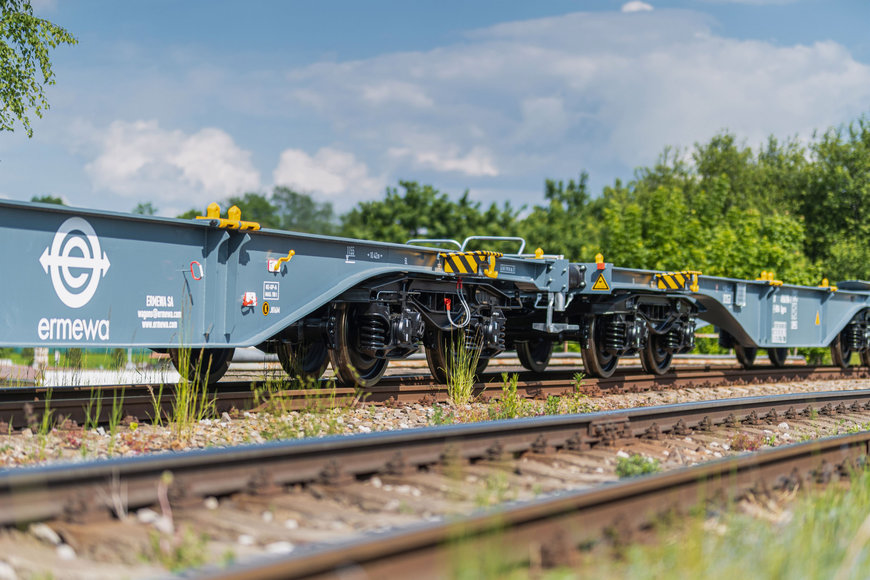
top-left (2, 199), bottom-right (870, 387)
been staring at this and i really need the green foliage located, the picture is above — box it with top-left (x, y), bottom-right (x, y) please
top-left (30, 194), bottom-right (64, 205)
top-left (148, 526), bottom-right (209, 572)
top-left (63, 347), bottom-right (82, 369)
top-left (616, 453), bottom-right (662, 479)
top-left (583, 465), bottom-right (870, 579)
top-left (271, 186), bottom-right (336, 234)
top-left (728, 432), bottom-right (762, 452)
top-left (177, 186), bottom-right (336, 234)
top-left (133, 202), bottom-right (157, 216)
top-left (445, 332), bottom-right (481, 406)
top-left (0, 0), bottom-right (77, 137)
top-left (488, 373), bottom-right (524, 420)
top-left (340, 181), bottom-right (518, 245)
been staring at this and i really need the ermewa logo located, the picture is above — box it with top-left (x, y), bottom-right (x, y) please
top-left (39, 217), bottom-right (111, 309)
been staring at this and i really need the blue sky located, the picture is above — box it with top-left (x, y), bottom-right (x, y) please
top-left (1, 0), bottom-right (868, 217)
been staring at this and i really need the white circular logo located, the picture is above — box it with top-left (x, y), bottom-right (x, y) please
top-left (39, 217), bottom-right (111, 309)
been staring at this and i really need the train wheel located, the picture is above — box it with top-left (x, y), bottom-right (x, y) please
top-left (328, 303), bottom-right (389, 388)
top-left (276, 341), bottom-right (329, 383)
top-left (517, 338), bottom-right (553, 373)
top-left (426, 329), bottom-right (488, 384)
top-left (861, 349), bottom-right (870, 367)
top-left (734, 344), bottom-right (757, 368)
top-left (767, 347), bottom-right (788, 368)
top-left (831, 331), bottom-right (854, 369)
top-left (169, 347), bottom-right (234, 384)
top-left (581, 318), bottom-right (619, 378)
top-left (640, 335), bottom-right (673, 375)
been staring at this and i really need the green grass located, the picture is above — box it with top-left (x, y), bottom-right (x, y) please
top-left (446, 332), bottom-right (482, 406)
top-left (450, 465), bottom-right (870, 579)
top-left (0, 347), bottom-right (154, 369)
top-left (170, 348), bottom-right (216, 443)
top-left (615, 453), bottom-right (662, 478)
top-left (577, 467), bottom-right (870, 579)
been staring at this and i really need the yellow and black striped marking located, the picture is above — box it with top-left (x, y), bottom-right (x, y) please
top-left (441, 250), bottom-right (503, 278)
top-left (656, 271), bottom-right (701, 292)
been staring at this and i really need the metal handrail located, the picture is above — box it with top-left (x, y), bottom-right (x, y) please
top-left (461, 235), bottom-right (526, 255)
top-left (405, 238), bottom-right (462, 250)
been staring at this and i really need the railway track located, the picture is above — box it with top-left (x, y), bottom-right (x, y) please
top-left (0, 363), bottom-right (867, 430)
top-left (3, 388), bottom-right (870, 577)
top-left (207, 432), bottom-right (870, 580)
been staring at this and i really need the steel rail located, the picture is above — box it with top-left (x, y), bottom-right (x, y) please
top-left (199, 432), bottom-right (870, 580)
top-left (3, 388), bottom-right (870, 527)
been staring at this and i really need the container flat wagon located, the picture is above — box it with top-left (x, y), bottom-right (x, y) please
top-left (3, 199), bottom-right (869, 386)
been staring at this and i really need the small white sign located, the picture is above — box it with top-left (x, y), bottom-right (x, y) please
top-left (264, 281), bottom-right (280, 301)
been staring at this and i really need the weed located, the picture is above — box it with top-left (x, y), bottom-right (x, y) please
top-left (544, 395), bottom-right (561, 415)
top-left (107, 389), bottom-right (125, 456)
top-left (445, 331), bottom-right (481, 406)
top-left (146, 383), bottom-right (165, 427)
top-left (489, 373), bottom-right (521, 420)
top-left (171, 348), bottom-right (217, 442)
top-left (580, 464), bottom-right (870, 579)
top-left (474, 471), bottom-right (514, 507)
top-left (572, 372), bottom-right (585, 391)
top-left (148, 526), bottom-right (210, 572)
top-left (258, 381), bottom-right (361, 441)
top-left (616, 453), bottom-right (662, 478)
top-left (431, 405), bottom-right (455, 426)
top-left (38, 390), bottom-right (54, 437)
top-left (728, 432), bottom-right (762, 452)
top-left (564, 389), bottom-right (599, 414)
top-left (84, 388), bottom-right (102, 431)
top-left (763, 433), bottom-right (777, 446)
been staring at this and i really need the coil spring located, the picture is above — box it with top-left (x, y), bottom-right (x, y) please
top-left (604, 321), bottom-right (626, 351)
top-left (359, 314), bottom-right (389, 350)
top-left (666, 327), bottom-right (683, 350)
top-left (847, 323), bottom-right (864, 351)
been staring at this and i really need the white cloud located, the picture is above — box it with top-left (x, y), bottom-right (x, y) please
top-left (272, 147), bottom-right (384, 208)
top-left (85, 120), bottom-right (260, 215)
top-left (388, 145), bottom-right (498, 177)
top-left (362, 81), bottom-right (434, 108)
top-left (281, 9), bottom-right (870, 189)
top-left (622, 2), bottom-right (654, 12)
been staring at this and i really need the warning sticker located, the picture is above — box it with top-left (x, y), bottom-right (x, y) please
top-left (591, 275), bottom-right (610, 291)
top-left (262, 302), bottom-right (270, 316)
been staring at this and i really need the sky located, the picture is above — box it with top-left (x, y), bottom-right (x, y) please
top-left (1, 0), bottom-right (868, 218)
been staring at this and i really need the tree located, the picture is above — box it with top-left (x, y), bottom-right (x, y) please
top-left (133, 202), bottom-right (157, 215)
top-left (0, 0), bottom-right (76, 137)
top-left (224, 192), bottom-right (281, 228)
top-left (31, 194), bottom-right (63, 204)
top-left (272, 186), bottom-right (336, 234)
top-left (340, 181), bottom-right (519, 246)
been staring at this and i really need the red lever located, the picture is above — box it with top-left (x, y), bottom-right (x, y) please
top-left (444, 297), bottom-right (452, 311)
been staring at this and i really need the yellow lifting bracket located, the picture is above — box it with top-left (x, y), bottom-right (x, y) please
top-left (440, 250), bottom-right (503, 279)
top-left (818, 278), bottom-right (838, 292)
top-left (756, 270), bottom-right (783, 287)
top-left (196, 203), bottom-right (261, 231)
top-left (656, 270), bottom-right (702, 292)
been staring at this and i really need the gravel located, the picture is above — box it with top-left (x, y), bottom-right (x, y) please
top-left (1, 377), bottom-right (869, 468)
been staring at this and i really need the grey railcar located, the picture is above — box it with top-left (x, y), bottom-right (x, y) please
top-left (2, 199), bottom-right (868, 386)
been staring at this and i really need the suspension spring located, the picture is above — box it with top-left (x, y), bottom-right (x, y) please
top-left (605, 320), bottom-right (627, 352)
top-left (847, 323), bottom-right (864, 351)
top-left (359, 314), bottom-right (389, 351)
top-left (666, 327), bottom-right (683, 350)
